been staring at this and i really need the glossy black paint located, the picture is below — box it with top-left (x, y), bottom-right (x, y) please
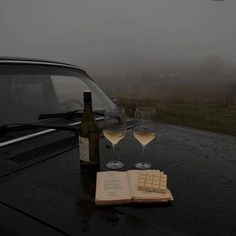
top-left (0, 124), bottom-right (235, 235)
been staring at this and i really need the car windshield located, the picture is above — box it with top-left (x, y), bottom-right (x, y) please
top-left (0, 64), bottom-right (115, 126)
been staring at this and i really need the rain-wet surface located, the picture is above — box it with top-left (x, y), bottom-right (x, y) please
top-left (0, 123), bottom-right (235, 235)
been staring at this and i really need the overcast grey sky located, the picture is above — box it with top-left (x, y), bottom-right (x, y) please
top-left (0, 0), bottom-right (235, 73)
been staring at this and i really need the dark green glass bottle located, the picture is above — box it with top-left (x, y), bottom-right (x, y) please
top-left (79, 91), bottom-right (99, 167)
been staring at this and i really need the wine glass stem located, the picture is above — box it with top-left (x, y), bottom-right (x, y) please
top-left (112, 143), bottom-right (117, 163)
top-left (141, 144), bottom-right (146, 163)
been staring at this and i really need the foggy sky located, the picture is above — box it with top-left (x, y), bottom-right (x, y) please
top-left (0, 0), bottom-right (235, 74)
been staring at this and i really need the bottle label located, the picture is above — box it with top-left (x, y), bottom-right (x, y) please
top-left (79, 136), bottom-right (89, 162)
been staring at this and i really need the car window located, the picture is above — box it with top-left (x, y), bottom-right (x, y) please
top-left (0, 65), bottom-right (115, 126)
top-left (51, 75), bottom-right (108, 111)
top-left (11, 76), bottom-right (47, 110)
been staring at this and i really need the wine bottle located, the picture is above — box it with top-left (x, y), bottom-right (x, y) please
top-left (79, 90), bottom-right (99, 167)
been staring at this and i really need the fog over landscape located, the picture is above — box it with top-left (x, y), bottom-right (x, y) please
top-left (0, 0), bottom-right (235, 72)
top-left (0, 0), bottom-right (236, 135)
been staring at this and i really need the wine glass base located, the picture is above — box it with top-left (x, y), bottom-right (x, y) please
top-left (135, 162), bottom-right (152, 169)
top-left (105, 160), bottom-right (124, 170)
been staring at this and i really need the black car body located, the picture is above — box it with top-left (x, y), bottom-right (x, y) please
top-left (0, 57), bottom-right (117, 176)
top-left (0, 58), bottom-right (117, 235)
top-left (0, 58), bottom-right (236, 236)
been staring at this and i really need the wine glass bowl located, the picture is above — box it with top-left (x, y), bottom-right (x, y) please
top-left (103, 107), bottom-right (127, 169)
top-left (133, 107), bottom-right (157, 169)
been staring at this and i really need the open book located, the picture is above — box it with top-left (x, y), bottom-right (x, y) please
top-left (95, 170), bottom-right (174, 205)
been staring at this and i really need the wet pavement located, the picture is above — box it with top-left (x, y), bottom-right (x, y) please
top-left (0, 123), bottom-right (235, 235)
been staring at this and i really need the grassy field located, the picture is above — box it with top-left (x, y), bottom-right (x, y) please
top-left (118, 98), bottom-right (236, 137)
top-left (96, 75), bottom-right (236, 136)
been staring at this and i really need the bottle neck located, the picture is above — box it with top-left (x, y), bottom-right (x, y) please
top-left (83, 103), bottom-right (95, 123)
top-left (84, 103), bottom-right (93, 113)
top-left (83, 91), bottom-right (94, 121)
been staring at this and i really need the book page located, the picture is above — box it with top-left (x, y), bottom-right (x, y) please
top-left (95, 171), bottom-right (131, 205)
top-left (127, 170), bottom-right (173, 201)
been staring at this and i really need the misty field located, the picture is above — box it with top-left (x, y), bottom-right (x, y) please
top-left (112, 83), bottom-right (236, 136)
top-left (96, 63), bottom-right (236, 136)
top-left (119, 97), bottom-right (236, 136)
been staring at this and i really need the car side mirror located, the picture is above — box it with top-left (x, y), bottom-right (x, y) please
top-left (112, 98), bottom-right (119, 105)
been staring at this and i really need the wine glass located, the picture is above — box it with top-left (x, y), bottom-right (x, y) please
top-left (133, 107), bottom-right (157, 169)
top-left (103, 107), bottom-right (127, 169)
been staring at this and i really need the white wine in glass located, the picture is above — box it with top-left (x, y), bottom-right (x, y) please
top-left (103, 130), bottom-right (126, 145)
top-left (103, 107), bottom-right (127, 169)
top-left (133, 131), bottom-right (155, 146)
top-left (133, 107), bottom-right (157, 169)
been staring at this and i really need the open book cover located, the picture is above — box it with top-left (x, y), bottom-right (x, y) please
top-left (95, 170), bottom-right (174, 206)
